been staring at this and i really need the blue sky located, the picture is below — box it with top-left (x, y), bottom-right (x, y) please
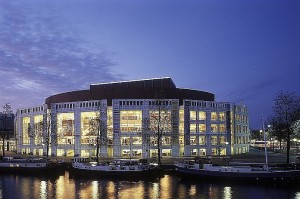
top-left (0, 0), bottom-right (299, 129)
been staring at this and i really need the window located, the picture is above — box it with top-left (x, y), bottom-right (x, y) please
top-left (132, 137), bottom-right (142, 145)
top-left (211, 136), bottom-right (217, 145)
top-left (190, 124), bottom-right (196, 133)
top-left (190, 136), bottom-right (197, 145)
top-left (80, 112), bottom-right (99, 144)
top-left (199, 136), bottom-right (206, 145)
top-left (199, 124), bottom-right (206, 133)
top-left (219, 112), bottom-right (225, 121)
top-left (121, 137), bottom-right (130, 146)
top-left (179, 136), bottom-right (184, 145)
top-left (22, 117), bottom-right (30, 145)
top-left (149, 110), bottom-right (171, 133)
top-left (33, 115), bottom-right (43, 145)
top-left (190, 111), bottom-right (196, 120)
top-left (219, 136), bottom-right (226, 145)
top-left (199, 111), bottom-right (206, 120)
top-left (211, 124), bottom-right (218, 133)
top-left (120, 111), bottom-right (142, 132)
top-left (219, 124), bottom-right (226, 133)
top-left (57, 113), bottom-right (74, 145)
top-left (162, 136), bottom-right (171, 146)
top-left (211, 112), bottom-right (217, 120)
top-left (179, 110), bottom-right (184, 134)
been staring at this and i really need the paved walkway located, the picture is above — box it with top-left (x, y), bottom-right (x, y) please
top-left (3, 148), bottom-right (299, 166)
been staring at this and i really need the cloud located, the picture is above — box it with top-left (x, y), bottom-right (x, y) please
top-left (0, 1), bottom-right (122, 109)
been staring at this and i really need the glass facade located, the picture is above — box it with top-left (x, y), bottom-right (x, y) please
top-left (120, 111), bottom-right (142, 132)
top-left (22, 117), bottom-right (30, 145)
top-left (34, 115), bottom-right (43, 145)
top-left (57, 113), bottom-right (74, 145)
top-left (16, 100), bottom-right (249, 157)
top-left (80, 111), bottom-right (99, 145)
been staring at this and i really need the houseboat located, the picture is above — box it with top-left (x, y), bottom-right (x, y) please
top-left (70, 157), bottom-right (162, 180)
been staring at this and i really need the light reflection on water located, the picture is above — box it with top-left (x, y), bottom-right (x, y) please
top-left (0, 172), bottom-right (300, 199)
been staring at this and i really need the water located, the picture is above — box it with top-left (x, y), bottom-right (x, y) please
top-left (1, 172), bottom-right (300, 199)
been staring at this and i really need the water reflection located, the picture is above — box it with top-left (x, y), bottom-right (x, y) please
top-left (0, 172), bottom-right (300, 199)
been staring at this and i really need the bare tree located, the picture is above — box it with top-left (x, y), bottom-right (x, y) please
top-left (43, 109), bottom-right (57, 157)
top-left (88, 102), bottom-right (107, 163)
top-left (148, 90), bottom-right (172, 166)
top-left (0, 103), bottom-right (14, 157)
top-left (269, 91), bottom-right (300, 163)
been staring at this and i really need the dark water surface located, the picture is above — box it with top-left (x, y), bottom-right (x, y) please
top-left (1, 172), bottom-right (300, 199)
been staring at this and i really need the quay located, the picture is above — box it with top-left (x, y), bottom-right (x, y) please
top-left (3, 148), bottom-right (300, 172)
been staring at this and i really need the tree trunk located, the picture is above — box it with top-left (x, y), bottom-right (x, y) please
top-left (157, 135), bottom-right (161, 166)
top-left (286, 133), bottom-right (290, 163)
top-left (46, 143), bottom-right (49, 157)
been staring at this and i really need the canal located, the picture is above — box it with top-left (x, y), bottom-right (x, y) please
top-left (1, 171), bottom-right (300, 199)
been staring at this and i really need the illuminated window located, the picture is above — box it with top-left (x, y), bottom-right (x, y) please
top-left (199, 111), bottom-right (206, 120)
top-left (199, 136), bottom-right (206, 145)
top-left (34, 115), bottom-right (43, 145)
top-left (179, 136), bottom-right (184, 145)
top-left (190, 124), bottom-right (196, 133)
top-left (200, 149), bottom-right (206, 156)
top-left (190, 149), bottom-right (197, 156)
top-left (179, 109), bottom-right (184, 134)
top-left (190, 111), bottom-right (196, 120)
top-left (132, 137), bottom-right (142, 145)
top-left (236, 114), bottom-right (241, 122)
top-left (80, 112), bottom-right (99, 144)
top-left (107, 107), bottom-right (113, 146)
top-left (190, 136), bottom-right (197, 145)
top-left (121, 137), bottom-right (130, 146)
top-left (57, 113), bottom-right (74, 145)
top-left (22, 117), bottom-right (30, 145)
top-left (219, 112), bottom-right (225, 121)
top-left (199, 124), bottom-right (206, 133)
top-left (219, 136), bottom-right (226, 144)
top-left (211, 124), bottom-right (218, 133)
top-left (162, 136), bottom-right (171, 146)
top-left (211, 136), bottom-right (217, 145)
top-left (120, 111), bottom-right (142, 132)
top-left (211, 112), bottom-right (217, 120)
top-left (219, 124), bottom-right (226, 133)
top-left (149, 110), bottom-right (171, 132)
top-left (162, 149), bottom-right (171, 157)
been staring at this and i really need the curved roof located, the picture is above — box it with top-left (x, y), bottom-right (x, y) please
top-left (45, 77), bottom-right (214, 106)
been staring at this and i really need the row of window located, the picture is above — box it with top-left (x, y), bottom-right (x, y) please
top-left (190, 111), bottom-right (226, 121)
top-left (187, 101), bottom-right (230, 108)
top-left (189, 136), bottom-right (227, 145)
top-left (235, 125), bottom-right (249, 133)
top-left (235, 114), bottom-right (248, 123)
top-left (20, 106), bottom-right (44, 114)
top-left (190, 124), bottom-right (226, 133)
top-left (119, 101), bottom-right (144, 106)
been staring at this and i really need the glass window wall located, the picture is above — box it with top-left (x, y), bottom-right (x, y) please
top-left (81, 111), bottom-right (99, 145)
top-left (211, 112), bottom-right (217, 120)
top-left (199, 124), bottom-right (206, 133)
top-left (219, 112), bottom-right (225, 121)
top-left (190, 124), bottom-right (196, 133)
top-left (120, 111), bottom-right (142, 132)
top-left (199, 111), bottom-right (206, 120)
top-left (211, 124), bottom-right (218, 133)
top-left (57, 113), bottom-right (74, 145)
top-left (22, 117), bottom-right (30, 145)
top-left (34, 115), bottom-right (43, 145)
top-left (190, 111), bottom-right (196, 120)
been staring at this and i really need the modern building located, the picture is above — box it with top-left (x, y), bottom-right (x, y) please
top-left (15, 77), bottom-right (250, 158)
top-left (0, 104), bottom-right (15, 153)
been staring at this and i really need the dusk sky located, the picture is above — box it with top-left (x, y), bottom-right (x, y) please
top-left (0, 0), bottom-right (299, 129)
